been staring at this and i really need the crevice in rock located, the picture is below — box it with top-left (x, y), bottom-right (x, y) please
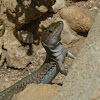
top-left (77, 31), bottom-right (88, 37)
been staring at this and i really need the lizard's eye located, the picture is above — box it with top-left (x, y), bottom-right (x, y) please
top-left (49, 30), bottom-right (52, 33)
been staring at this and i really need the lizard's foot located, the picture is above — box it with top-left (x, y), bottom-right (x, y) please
top-left (67, 51), bottom-right (76, 59)
top-left (56, 61), bottom-right (68, 76)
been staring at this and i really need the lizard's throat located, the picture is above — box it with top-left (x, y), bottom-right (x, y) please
top-left (42, 40), bottom-right (61, 50)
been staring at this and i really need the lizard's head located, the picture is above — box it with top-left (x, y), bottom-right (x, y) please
top-left (41, 21), bottom-right (63, 48)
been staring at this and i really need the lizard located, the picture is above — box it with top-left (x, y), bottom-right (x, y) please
top-left (0, 21), bottom-right (75, 100)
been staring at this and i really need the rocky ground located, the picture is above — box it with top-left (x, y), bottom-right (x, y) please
top-left (0, 0), bottom-right (100, 100)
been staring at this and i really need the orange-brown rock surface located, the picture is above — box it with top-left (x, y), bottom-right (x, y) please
top-left (59, 6), bottom-right (93, 32)
top-left (12, 84), bottom-right (61, 100)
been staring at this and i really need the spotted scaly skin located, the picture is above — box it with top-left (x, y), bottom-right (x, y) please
top-left (0, 21), bottom-right (74, 100)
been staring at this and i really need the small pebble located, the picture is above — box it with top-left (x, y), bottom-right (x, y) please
top-left (90, 6), bottom-right (98, 10)
top-left (30, 66), bottom-right (34, 69)
top-left (5, 78), bottom-right (9, 82)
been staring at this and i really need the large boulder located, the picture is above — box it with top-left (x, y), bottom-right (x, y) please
top-left (52, 11), bottom-right (100, 100)
top-left (59, 6), bottom-right (93, 33)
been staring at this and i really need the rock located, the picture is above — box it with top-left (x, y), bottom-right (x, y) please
top-left (1, 0), bottom-right (55, 29)
top-left (3, 31), bottom-right (45, 68)
top-left (35, 5), bottom-right (48, 13)
top-left (0, 19), bottom-right (3, 25)
top-left (0, 24), bottom-right (6, 67)
top-left (90, 88), bottom-right (100, 100)
top-left (50, 0), bottom-right (65, 13)
top-left (65, 0), bottom-right (75, 7)
top-left (90, 6), bottom-right (98, 11)
top-left (0, 80), bottom-right (12, 92)
top-left (60, 19), bottom-right (79, 44)
top-left (17, 30), bottom-right (34, 44)
top-left (12, 84), bottom-right (61, 100)
top-left (52, 11), bottom-right (100, 100)
top-left (0, 49), bottom-right (6, 67)
top-left (59, 6), bottom-right (93, 32)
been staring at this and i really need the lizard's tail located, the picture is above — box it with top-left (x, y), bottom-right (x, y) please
top-left (0, 89), bottom-right (12, 100)
top-left (67, 51), bottom-right (76, 59)
top-left (0, 83), bottom-right (24, 100)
